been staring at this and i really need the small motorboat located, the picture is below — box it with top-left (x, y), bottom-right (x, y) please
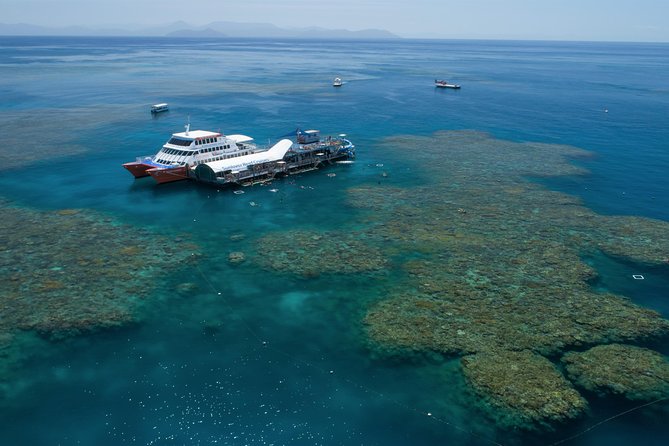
top-left (150, 103), bottom-right (169, 113)
top-left (435, 79), bottom-right (461, 89)
top-left (333, 77), bottom-right (343, 87)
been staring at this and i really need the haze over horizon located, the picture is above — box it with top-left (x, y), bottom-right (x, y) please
top-left (3, 0), bottom-right (669, 42)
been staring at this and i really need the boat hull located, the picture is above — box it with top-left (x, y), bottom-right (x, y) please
top-left (122, 162), bottom-right (154, 178)
top-left (147, 166), bottom-right (190, 184)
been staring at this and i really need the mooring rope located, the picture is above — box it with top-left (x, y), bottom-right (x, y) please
top-left (548, 396), bottom-right (669, 446)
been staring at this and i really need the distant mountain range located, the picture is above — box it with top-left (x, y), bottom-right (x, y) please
top-left (0, 21), bottom-right (400, 39)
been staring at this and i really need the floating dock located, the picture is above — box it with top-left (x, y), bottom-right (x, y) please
top-left (190, 132), bottom-right (355, 187)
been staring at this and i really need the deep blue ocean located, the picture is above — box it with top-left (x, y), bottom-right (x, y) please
top-left (0, 36), bottom-right (668, 445)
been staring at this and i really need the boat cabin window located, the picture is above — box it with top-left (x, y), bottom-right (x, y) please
top-left (168, 138), bottom-right (192, 147)
top-left (165, 149), bottom-right (188, 156)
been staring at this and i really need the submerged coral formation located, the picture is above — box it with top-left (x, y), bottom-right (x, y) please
top-left (461, 350), bottom-right (588, 428)
top-left (0, 201), bottom-right (198, 342)
top-left (365, 288), bottom-right (666, 357)
top-left (0, 109), bottom-right (102, 170)
top-left (245, 131), bottom-right (669, 429)
top-left (562, 344), bottom-right (669, 401)
top-left (254, 230), bottom-right (387, 277)
top-left (228, 251), bottom-right (246, 264)
top-left (349, 131), bottom-right (669, 427)
top-left (361, 132), bottom-right (668, 354)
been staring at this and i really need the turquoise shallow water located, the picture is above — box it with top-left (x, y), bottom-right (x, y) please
top-left (1, 37), bottom-right (668, 445)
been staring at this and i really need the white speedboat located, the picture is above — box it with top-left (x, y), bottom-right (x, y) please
top-left (150, 103), bottom-right (169, 113)
top-left (435, 79), bottom-right (461, 89)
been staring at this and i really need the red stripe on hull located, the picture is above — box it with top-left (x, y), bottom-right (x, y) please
top-left (147, 166), bottom-right (190, 184)
top-left (123, 162), bottom-right (154, 178)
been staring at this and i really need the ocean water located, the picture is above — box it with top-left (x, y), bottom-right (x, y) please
top-left (0, 36), bottom-right (668, 445)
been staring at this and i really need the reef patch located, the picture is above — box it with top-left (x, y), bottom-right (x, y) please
top-left (461, 350), bottom-right (588, 429)
top-left (0, 200), bottom-right (199, 343)
top-left (246, 131), bottom-right (669, 429)
top-left (254, 229), bottom-right (387, 277)
top-left (562, 344), bottom-right (669, 401)
top-left (353, 131), bottom-right (669, 428)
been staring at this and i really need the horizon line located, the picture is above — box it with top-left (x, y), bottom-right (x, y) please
top-left (1, 34), bottom-right (668, 44)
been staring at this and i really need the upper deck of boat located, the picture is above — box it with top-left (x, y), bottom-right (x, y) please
top-left (171, 130), bottom-right (221, 139)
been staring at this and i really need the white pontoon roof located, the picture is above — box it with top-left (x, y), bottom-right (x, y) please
top-left (204, 139), bottom-right (293, 173)
top-left (226, 134), bottom-right (254, 144)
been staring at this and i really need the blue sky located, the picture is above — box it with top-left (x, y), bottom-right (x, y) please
top-left (3, 0), bottom-right (669, 41)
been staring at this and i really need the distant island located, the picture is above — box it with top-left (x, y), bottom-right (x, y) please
top-left (0, 20), bottom-right (400, 40)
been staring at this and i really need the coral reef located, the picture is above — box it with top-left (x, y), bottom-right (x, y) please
top-left (254, 230), bottom-right (387, 277)
top-left (228, 251), bottom-right (246, 264)
top-left (245, 131), bottom-right (669, 429)
top-left (461, 350), bottom-right (588, 429)
top-left (0, 110), bottom-right (102, 170)
top-left (0, 200), bottom-right (199, 343)
top-left (362, 132), bottom-right (668, 354)
top-left (365, 289), bottom-right (667, 357)
top-left (562, 344), bottom-right (669, 401)
top-left (352, 131), bottom-right (669, 427)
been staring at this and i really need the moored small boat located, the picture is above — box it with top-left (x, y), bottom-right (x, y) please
top-left (435, 79), bottom-right (461, 89)
top-left (150, 103), bottom-right (169, 113)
